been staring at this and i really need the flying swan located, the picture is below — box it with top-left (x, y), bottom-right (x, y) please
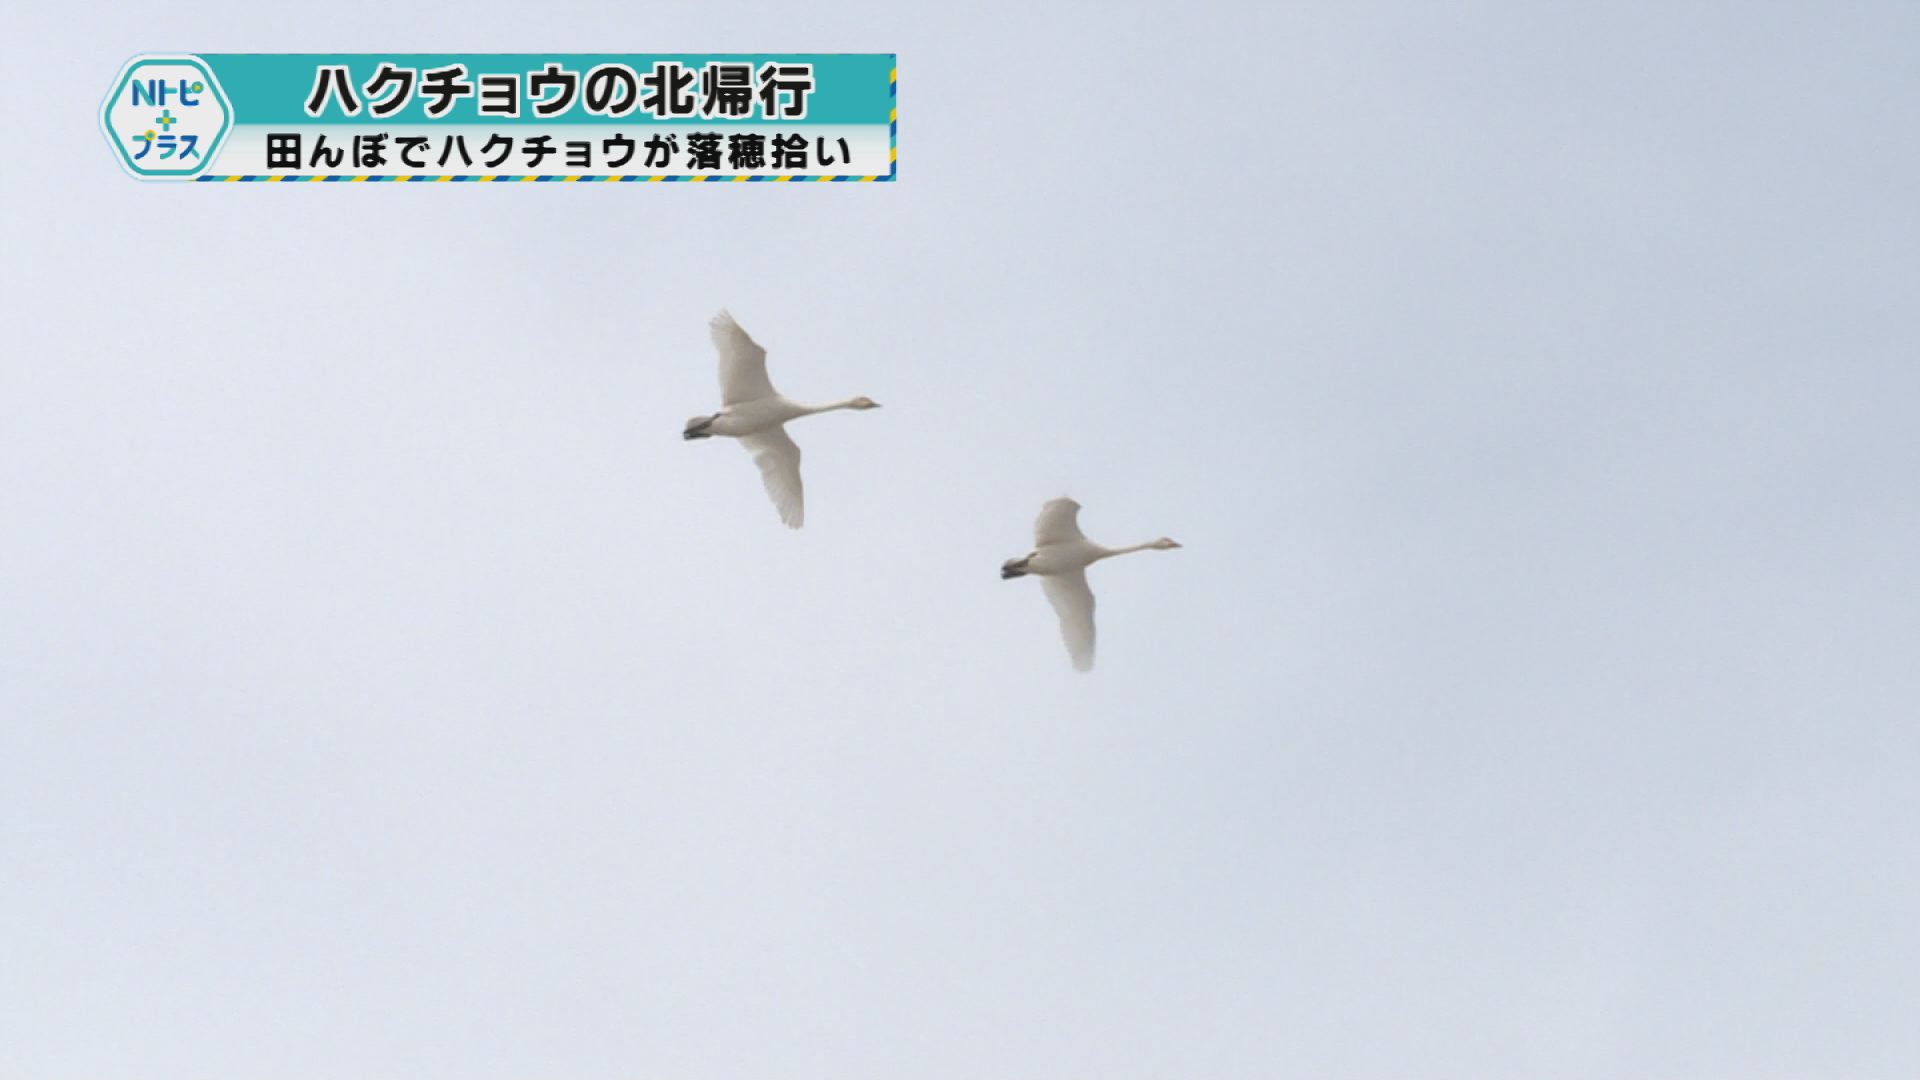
top-left (1001, 497), bottom-right (1181, 671)
top-left (683, 310), bottom-right (880, 528)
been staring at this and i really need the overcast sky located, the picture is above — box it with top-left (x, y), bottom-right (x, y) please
top-left (4, 2), bottom-right (1919, 1078)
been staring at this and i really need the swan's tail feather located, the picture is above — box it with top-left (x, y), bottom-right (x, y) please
top-left (1000, 556), bottom-right (1031, 580)
top-left (683, 414), bottom-right (717, 440)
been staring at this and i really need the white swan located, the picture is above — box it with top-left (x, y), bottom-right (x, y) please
top-left (1001, 497), bottom-right (1181, 671)
top-left (683, 310), bottom-right (880, 528)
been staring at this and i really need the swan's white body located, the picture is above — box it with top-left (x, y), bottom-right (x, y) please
top-left (684, 311), bottom-right (879, 528)
top-left (1001, 498), bottom-right (1181, 672)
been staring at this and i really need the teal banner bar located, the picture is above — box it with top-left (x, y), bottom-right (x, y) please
top-left (203, 54), bottom-right (895, 126)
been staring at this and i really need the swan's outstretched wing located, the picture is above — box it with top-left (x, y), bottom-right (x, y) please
top-left (1034, 497), bottom-right (1085, 546)
top-left (1041, 570), bottom-right (1097, 672)
top-left (740, 427), bottom-right (804, 528)
top-left (711, 310), bottom-right (777, 405)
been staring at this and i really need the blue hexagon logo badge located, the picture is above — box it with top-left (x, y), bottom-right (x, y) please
top-left (101, 55), bottom-right (232, 180)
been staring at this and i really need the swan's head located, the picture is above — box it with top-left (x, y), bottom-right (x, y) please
top-left (850, 396), bottom-right (881, 410)
top-left (1152, 537), bottom-right (1182, 550)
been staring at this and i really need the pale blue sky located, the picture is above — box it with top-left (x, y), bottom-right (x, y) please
top-left (3, 2), bottom-right (1918, 1078)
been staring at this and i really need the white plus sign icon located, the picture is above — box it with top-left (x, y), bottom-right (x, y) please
top-left (101, 55), bottom-right (232, 180)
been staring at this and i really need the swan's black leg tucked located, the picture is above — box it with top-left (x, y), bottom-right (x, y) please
top-left (683, 416), bottom-right (716, 440)
top-left (1000, 556), bottom-right (1031, 580)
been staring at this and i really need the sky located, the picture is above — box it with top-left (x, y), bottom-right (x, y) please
top-left (3, 2), bottom-right (1919, 1078)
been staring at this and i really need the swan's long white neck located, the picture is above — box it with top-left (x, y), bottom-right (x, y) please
top-left (1095, 541), bottom-right (1163, 560)
top-left (795, 397), bottom-right (868, 417)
